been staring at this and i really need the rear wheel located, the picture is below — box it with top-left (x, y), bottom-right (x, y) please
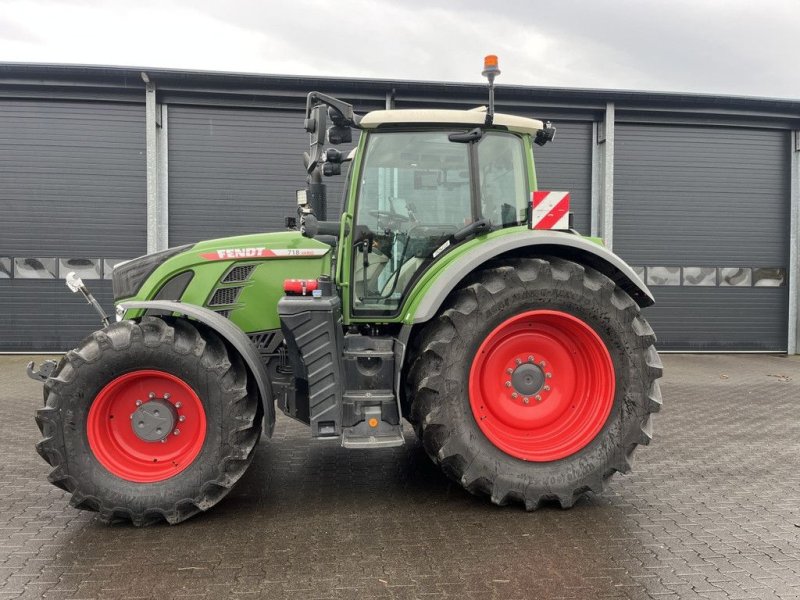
top-left (35, 317), bottom-right (262, 525)
top-left (408, 257), bottom-right (662, 509)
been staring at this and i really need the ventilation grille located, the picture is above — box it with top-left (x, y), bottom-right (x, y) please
top-left (222, 264), bottom-right (256, 284)
top-left (209, 286), bottom-right (242, 306)
top-left (248, 330), bottom-right (282, 354)
top-left (214, 309), bottom-right (231, 319)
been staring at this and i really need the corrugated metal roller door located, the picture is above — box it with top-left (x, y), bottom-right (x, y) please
top-left (533, 121), bottom-right (592, 235)
top-left (168, 106), bottom-right (358, 246)
top-left (614, 124), bottom-right (790, 351)
top-left (0, 100), bottom-right (146, 351)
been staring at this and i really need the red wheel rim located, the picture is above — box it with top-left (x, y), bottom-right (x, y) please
top-left (87, 370), bottom-right (207, 483)
top-left (469, 310), bottom-right (615, 462)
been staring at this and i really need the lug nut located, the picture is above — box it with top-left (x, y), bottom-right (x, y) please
top-left (129, 413), bottom-right (134, 420)
top-left (505, 381), bottom-right (511, 388)
top-left (164, 393), bottom-right (171, 400)
top-left (515, 358), bottom-right (522, 365)
top-left (535, 394), bottom-right (542, 402)
top-left (135, 399), bottom-right (143, 406)
top-left (178, 415), bottom-right (186, 422)
top-left (543, 385), bottom-right (551, 391)
top-left (174, 401), bottom-right (182, 409)
top-left (523, 397), bottom-right (530, 404)
top-left (173, 429), bottom-right (180, 436)
top-left (539, 361), bottom-right (546, 368)
top-left (511, 393), bottom-right (518, 399)
top-left (506, 368), bottom-right (513, 375)
top-left (545, 372), bottom-right (552, 379)
top-left (148, 392), bottom-right (156, 399)
top-left (160, 439), bottom-right (167, 444)
top-left (528, 355), bottom-right (534, 363)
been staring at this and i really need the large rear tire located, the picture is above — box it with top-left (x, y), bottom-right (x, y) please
top-left (407, 257), bottom-right (662, 509)
top-left (35, 317), bottom-right (262, 525)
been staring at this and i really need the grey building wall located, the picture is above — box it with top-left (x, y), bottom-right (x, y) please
top-left (0, 99), bottom-right (145, 351)
top-left (0, 65), bottom-right (798, 352)
top-left (614, 124), bottom-right (790, 350)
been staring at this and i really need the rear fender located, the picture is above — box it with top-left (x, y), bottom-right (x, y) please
top-left (117, 300), bottom-right (275, 437)
top-left (405, 231), bottom-right (654, 326)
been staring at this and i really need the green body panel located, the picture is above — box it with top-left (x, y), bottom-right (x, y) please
top-left (120, 232), bottom-right (332, 333)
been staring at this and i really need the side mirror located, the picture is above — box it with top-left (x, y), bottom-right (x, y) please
top-left (534, 122), bottom-right (556, 146)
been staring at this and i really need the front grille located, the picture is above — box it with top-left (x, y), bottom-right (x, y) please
top-left (222, 264), bottom-right (256, 283)
top-left (209, 286), bottom-right (242, 306)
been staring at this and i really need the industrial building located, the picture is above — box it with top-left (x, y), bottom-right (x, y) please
top-left (1, 64), bottom-right (798, 352)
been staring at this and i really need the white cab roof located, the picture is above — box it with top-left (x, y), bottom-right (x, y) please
top-left (360, 108), bottom-right (544, 136)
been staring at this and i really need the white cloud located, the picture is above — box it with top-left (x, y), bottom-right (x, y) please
top-left (0, 0), bottom-right (797, 99)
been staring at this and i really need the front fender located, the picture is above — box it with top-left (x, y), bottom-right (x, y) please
top-left (404, 230), bottom-right (654, 325)
top-left (117, 300), bottom-right (275, 437)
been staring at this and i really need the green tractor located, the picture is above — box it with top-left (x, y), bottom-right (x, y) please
top-left (30, 57), bottom-right (662, 525)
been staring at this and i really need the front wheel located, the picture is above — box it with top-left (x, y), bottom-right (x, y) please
top-left (35, 317), bottom-right (262, 525)
top-left (408, 257), bottom-right (662, 509)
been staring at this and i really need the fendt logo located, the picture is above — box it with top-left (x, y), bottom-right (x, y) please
top-left (199, 248), bottom-right (328, 261)
top-left (202, 247), bottom-right (268, 260)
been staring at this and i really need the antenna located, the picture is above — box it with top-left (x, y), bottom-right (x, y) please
top-left (481, 55), bottom-right (501, 126)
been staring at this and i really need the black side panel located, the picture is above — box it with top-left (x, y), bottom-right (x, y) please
top-left (0, 100), bottom-right (146, 351)
top-left (278, 295), bottom-right (344, 437)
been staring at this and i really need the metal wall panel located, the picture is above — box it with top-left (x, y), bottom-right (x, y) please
top-left (0, 100), bottom-right (146, 351)
top-left (615, 124), bottom-right (790, 350)
top-left (168, 106), bottom-right (357, 245)
top-left (532, 121), bottom-right (593, 235)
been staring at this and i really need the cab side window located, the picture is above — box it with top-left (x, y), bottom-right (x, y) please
top-left (477, 132), bottom-right (528, 227)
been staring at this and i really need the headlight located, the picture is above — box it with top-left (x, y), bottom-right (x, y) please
top-left (112, 244), bottom-right (192, 300)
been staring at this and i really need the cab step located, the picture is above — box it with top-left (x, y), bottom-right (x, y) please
top-left (341, 405), bottom-right (404, 448)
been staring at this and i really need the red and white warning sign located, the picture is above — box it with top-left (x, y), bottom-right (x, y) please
top-left (530, 191), bottom-right (570, 230)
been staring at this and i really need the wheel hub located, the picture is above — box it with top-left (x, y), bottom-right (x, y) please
top-left (131, 398), bottom-right (177, 442)
top-left (469, 310), bottom-right (615, 462)
top-left (510, 363), bottom-right (545, 396)
top-left (87, 370), bottom-right (206, 483)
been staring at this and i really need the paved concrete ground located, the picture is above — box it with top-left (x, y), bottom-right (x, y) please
top-left (1, 353), bottom-right (799, 600)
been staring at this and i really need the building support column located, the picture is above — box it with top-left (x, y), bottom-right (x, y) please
top-left (144, 76), bottom-right (168, 253)
top-left (157, 105), bottom-right (169, 250)
top-left (789, 130), bottom-right (800, 354)
top-left (592, 103), bottom-right (615, 248)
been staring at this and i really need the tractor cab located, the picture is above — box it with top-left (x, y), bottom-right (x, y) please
top-left (349, 119), bottom-right (537, 314)
top-left (298, 86), bottom-right (554, 319)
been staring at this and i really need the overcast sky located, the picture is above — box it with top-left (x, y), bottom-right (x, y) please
top-left (1, 0), bottom-right (798, 99)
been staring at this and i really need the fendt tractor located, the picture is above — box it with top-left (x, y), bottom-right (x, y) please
top-left (29, 57), bottom-right (662, 525)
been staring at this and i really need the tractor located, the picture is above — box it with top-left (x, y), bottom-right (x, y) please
top-left (30, 56), bottom-right (662, 525)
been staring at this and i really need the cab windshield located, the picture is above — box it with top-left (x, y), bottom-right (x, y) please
top-left (352, 129), bottom-right (527, 314)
